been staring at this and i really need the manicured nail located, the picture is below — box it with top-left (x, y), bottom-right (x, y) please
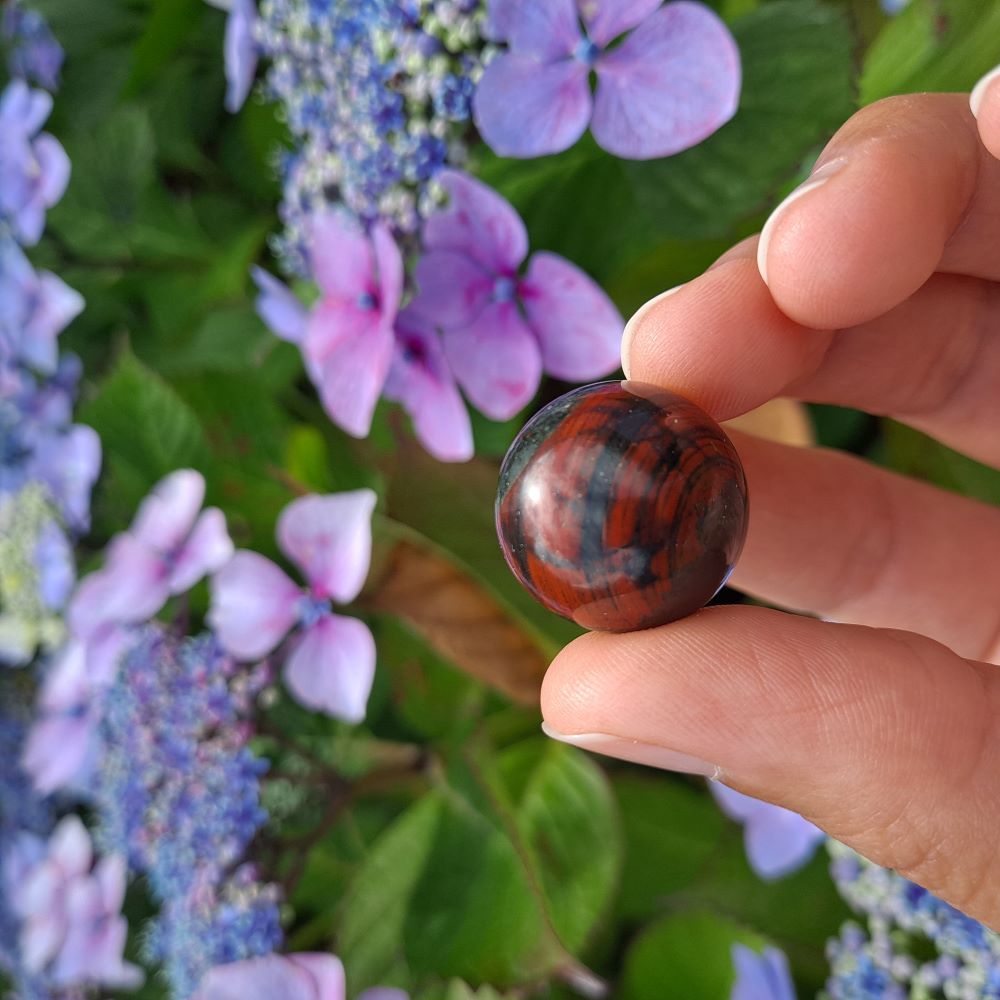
top-left (757, 158), bottom-right (846, 286)
top-left (542, 722), bottom-right (720, 778)
top-left (620, 285), bottom-right (685, 379)
top-left (970, 65), bottom-right (1000, 119)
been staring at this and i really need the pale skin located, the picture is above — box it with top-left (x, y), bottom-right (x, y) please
top-left (539, 89), bottom-right (1000, 929)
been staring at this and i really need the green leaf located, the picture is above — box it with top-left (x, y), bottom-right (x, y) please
top-left (339, 740), bottom-right (621, 990)
top-left (125, 0), bottom-right (201, 95)
top-left (882, 421), bottom-right (1000, 505)
top-left (861, 0), bottom-right (1000, 103)
top-left (614, 775), bottom-right (727, 921)
top-left (620, 911), bottom-right (764, 1000)
top-left (48, 105), bottom-right (157, 260)
top-left (79, 349), bottom-right (211, 531)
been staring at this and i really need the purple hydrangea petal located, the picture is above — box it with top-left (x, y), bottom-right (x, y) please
top-left (224, 0), bottom-right (258, 113)
top-left (68, 534), bottom-right (169, 636)
top-left (357, 990), bottom-right (409, 1000)
top-left (207, 550), bottom-right (302, 660)
top-left (506, 0), bottom-right (581, 59)
top-left (194, 953), bottom-right (343, 1000)
top-left (28, 422), bottom-right (101, 533)
top-left (24, 270), bottom-right (85, 370)
top-left (130, 469), bottom-right (206, 553)
top-left (424, 170), bottom-right (529, 274)
top-left (709, 781), bottom-right (762, 823)
top-left (474, 53), bottom-right (591, 159)
top-left (276, 490), bottom-right (376, 604)
top-left (442, 300), bottom-right (542, 421)
top-left (371, 222), bottom-right (404, 321)
top-left (384, 310), bottom-right (474, 463)
top-left (22, 714), bottom-right (95, 795)
top-left (745, 809), bottom-right (825, 881)
top-left (592, 2), bottom-right (741, 160)
top-left (484, 0), bottom-right (518, 40)
top-left (413, 249), bottom-right (494, 330)
top-left (34, 518), bottom-right (74, 610)
top-left (32, 132), bottom-right (70, 206)
top-left (285, 954), bottom-right (348, 1000)
top-left (520, 251), bottom-right (623, 381)
top-left (48, 816), bottom-right (92, 877)
top-left (303, 300), bottom-right (395, 439)
top-left (730, 944), bottom-right (796, 1000)
top-left (308, 211), bottom-right (375, 300)
top-left (252, 266), bottom-right (307, 343)
top-left (283, 613), bottom-right (376, 723)
top-left (581, 0), bottom-right (664, 48)
top-left (167, 507), bottom-right (234, 594)
top-left (1, 78), bottom-right (52, 133)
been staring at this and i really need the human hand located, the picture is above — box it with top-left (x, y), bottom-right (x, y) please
top-left (540, 89), bottom-right (1000, 928)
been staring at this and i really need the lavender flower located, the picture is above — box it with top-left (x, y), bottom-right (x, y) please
top-left (2, 2), bottom-right (63, 91)
top-left (0, 237), bottom-right (84, 375)
top-left (69, 469), bottom-right (233, 638)
top-left (193, 952), bottom-right (346, 1000)
top-left (825, 840), bottom-right (1000, 998)
top-left (475, 0), bottom-right (741, 160)
top-left (0, 79), bottom-right (69, 246)
top-left (2, 816), bottom-right (142, 991)
top-left (730, 944), bottom-right (796, 1000)
top-left (709, 783), bottom-right (825, 881)
top-left (414, 169), bottom-right (623, 419)
top-left (224, 0), bottom-right (260, 112)
top-left (209, 490), bottom-right (377, 722)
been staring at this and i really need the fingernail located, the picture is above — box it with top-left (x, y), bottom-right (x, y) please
top-left (757, 158), bottom-right (846, 286)
top-left (620, 285), bottom-right (685, 379)
top-left (542, 722), bottom-right (720, 778)
top-left (971, 64), bottom-right (1000, 119)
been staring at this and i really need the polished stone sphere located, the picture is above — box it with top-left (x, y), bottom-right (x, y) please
top-left (495, 380), bottom-right (749, 632)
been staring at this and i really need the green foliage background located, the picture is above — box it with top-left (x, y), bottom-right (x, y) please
top-left (21, 0), bottom-right (1000, 996)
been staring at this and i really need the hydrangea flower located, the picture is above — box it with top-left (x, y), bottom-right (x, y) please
top-left (225, 0), bottom-right (259, 112)
top-left (22, 627), bottom-right (129, 793)
top-left (209, 490), bottom-right (377, 722)
top-left (0, 79), bottom-right (70, 245)
top-left (730, 944), bottom-right (796, 1000)
top-left (0, 236), bottom-right (84, 374)
top-left (383, 306), bottom-right (474, 462)
top-left (709, 783), bottom-right (825, 881)
top-left (255, 214), bottom-right (403, 438)
top-left (826, 840), bottom-right (1000, 998)
top-left (2, 2), bottom-right (64, 91)
top-left (414, 170), bottom-right (623, 419)
top-left (2, 816), bottom-right (142, 991)
top-left (475, 0), bottom-right (741, 160)
top-left (193, 953), bottom-right (346, 1000)
top-left (70, 468), bottom-right (233, 637)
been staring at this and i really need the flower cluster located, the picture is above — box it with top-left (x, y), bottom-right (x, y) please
top-left (2, 0), bottom-right (63, 91)
top-left (824, 840), bottom-right (1000, 999)
top-left (95, 628), bottom-right (280, 998)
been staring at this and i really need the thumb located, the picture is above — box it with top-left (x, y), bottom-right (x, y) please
top-left (540, 605), bottom-right (1000, 929)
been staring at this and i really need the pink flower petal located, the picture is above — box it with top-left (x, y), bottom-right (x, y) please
top-left (21, 910), bottom-right (63, 972)
top-left (423, 170), bottom-right (528, 274)
top-left (413, 250), bottom-right (493, 330)
top-left (592, 2), bottom-right (741, 160)
top-left (385, 311), bottom-right (474, 463)
top-left (208, 550), bottom-right (302, 660)
top-left (371, 222), bottom-right (404, 320)
top-left (130, 469), bottom-right (205, 554)
top-left (168, 507), bottom-right (234, 594)
top-left (49, 816), bottom-right (92, 878)
top-left (252, 266), bottom-right (308, 344)
top-left (284, 614), bottom-right (376, 723)
top-left (443, 300), bottom-right (542, 421)
top-left (38, 641), bottom-right (87, 711)
top-left (519, 251), bottom-right (623, 381)
top-left (303, 300), bottom-right (394, 439)
top-left (286, 954), bottom-right (347, 1000)
top-left (474, 54), bottom-right (591, 159)
top-left (581, 0), bottom-right (664, 47)
top-left (68, 535), bottom-right (168, 637)
top-left (308, 211), bottom-right (375, 300)
top-left (22, 715), bottom-right (94, 795)
top-left (194, 955), bottom-right (326, 1000)
top-left (507, 0), bottom-right (580, 59)
top-left (85, 625), bottom-right (131, 689)
top-left (277, 490), bottom-right (376, 604)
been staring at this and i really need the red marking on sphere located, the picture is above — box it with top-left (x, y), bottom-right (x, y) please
top-left (495, 381), bottom-right (749, 632)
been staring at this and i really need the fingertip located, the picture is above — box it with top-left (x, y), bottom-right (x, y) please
top-left (971, 65), bottom-right (1000, 160)
top-left (620, 284), bottom-right (686, 379)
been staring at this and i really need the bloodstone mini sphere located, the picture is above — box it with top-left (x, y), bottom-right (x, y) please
top-left (495, 381), bottom-right (749, 632)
